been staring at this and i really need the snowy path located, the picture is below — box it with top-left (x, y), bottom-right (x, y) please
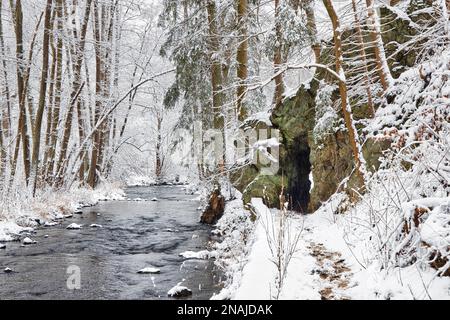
top-left (232, 198), bottom-right (356, 300)
top-left (228, 197), bottom-right (450, 300)
top-left (278, 223), bottom-right (355, 300)
top-left (307, 242), bottom-right (353, 300)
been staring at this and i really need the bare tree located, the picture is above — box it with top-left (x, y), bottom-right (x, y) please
top-left (0, 0), bottom-right (11, 148)
top-left (323, 0), bottom-right (366, 186)
top-left (9, 0), bottom-right (31, 184)
top-left (56, 0), bottom-right (92, 186)
top-left (273, 0), bottom-right (284, 106)
top-left (351, 0), bottom-right (374, 116)
top-left (29, 0), bottom-right (53, 194)
top-left (206, 0), bottom-right (225, 169)
top-left (236, 0), bottom-right (248, 121)
top-left (365, 0), bottom-right (393, 92)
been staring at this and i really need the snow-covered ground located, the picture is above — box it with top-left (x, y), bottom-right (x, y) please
top-left (214, 196), bottom-right (450, 300)
top-left (0, 183), bottom-right (125, 242)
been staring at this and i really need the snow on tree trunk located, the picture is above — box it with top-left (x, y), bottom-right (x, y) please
top-left (236, 0), bottom-right (248, 121)
top-left (365, 0), bottom-right (394, 92)
top-left (273, 0), bottom-right (284, 106)
top-left (323, 0), bottom-right (367, 187)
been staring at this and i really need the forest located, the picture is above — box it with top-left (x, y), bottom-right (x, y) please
top-left (0, 0), bottom-right (449, 300)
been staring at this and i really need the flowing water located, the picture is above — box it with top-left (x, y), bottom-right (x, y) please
top-left (0, 186), bottom-right (222, 299)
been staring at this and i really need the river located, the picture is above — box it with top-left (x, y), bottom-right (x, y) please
top-left (0, 185), bottom-right (222, 299)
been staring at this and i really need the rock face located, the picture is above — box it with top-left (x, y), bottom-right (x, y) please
top-left (200, 186), bottom-right (225, 224)
top-left (271, 82), bottom-right (318, 212)
top-left (309, 130), bottom-right (354, 211)
top-left (232, 3), bottom-right (427, 212)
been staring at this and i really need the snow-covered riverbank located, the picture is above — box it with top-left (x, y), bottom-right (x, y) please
top-left (0, 183), bottom-right (125, 242)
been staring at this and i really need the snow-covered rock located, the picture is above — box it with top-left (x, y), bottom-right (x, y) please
top-left (151, 197), bottom-right (158, 201)
top-left (66, 223), bottom-right (82, 230)
top-left (167, 284), bottom-right (192, 297)
top-left (0, 243), bottom-right (6, 249)
top-left (44, 221), bottom-right (58, 227)
top-left (89, 224), bottom-right (103, 228)
top-left (179, 250), bottom-right (214, 260)
top-left (137, 267), bottom-right (161, 274)
top-left (22, 237), bottom-right (37, 245)
top-left (0, 222), bottom-right (31, 242)
top-left (4, 267), bottom-right (12, 273)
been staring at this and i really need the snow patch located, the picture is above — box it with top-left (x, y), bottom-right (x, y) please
top-left (66, 223), bottom-right (82, 230)
top-left (22, 237), bottom-right (37, 245)
top-left (179, 250), bottom-right (214, 260)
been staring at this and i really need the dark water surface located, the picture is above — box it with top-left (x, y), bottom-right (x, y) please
top-left (0, 186), bottom-right (222, 299)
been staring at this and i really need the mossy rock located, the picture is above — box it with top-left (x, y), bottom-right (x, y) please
top-left (242, 174), bottom-right (285, 208)
top-left (236, 3), bottom-right (428, 212)
top-left (230, 164), bottom-right (259, 192)
top-left (309, 129), bottom-right (354, 211)
top-left (350, 99), bottom-right (375, 121)
top-left (271, 80), bottom-right (318, 145)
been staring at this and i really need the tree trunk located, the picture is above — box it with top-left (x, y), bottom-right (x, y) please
top-left (323, 0), bottom-right (366, 186)
top-left (206, 0), bottom-right (225, 169)
top-left (10, 0), bottom-right (31, 184)
top-left (365, 0), bottom-right (393, 92)
top-left (96, 1), bottom-right (117, 174)
top-left (40, 8), bottom-right (58, 181)
top-left (439, 0), bottom-right (449, 37)
top-left (236, 0), bottom-right (248, 121)
top-left (155, 114), bottom-right (162, 181)
top-left (0, 0), bottom-right (10, 180)
top-left (351, 0), bottom-right (374, 117)
top-left (0, 117), bottom-right (4, 180)
top-left (303, 0), bottom-right (321, 63)
top-left (273, 0), bottom-right (284, 106)
top-left (87, 1), bottom-right (103, 188)
top-left (0, 0), bottom-right (12, 146)
top-left (30, 0), bottom-right (53, 195)
top-left (46, 0), bottom-right (63, 182)
top-left (56, 0), bottom-right (92, 186)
